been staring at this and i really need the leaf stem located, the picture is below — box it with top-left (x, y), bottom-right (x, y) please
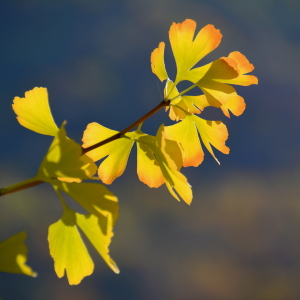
top-left (170, 84), bottom-right (197, 101)
top-left (0, 177), bottom-right (44, 197)
top-left (82, 99), bottom-right (170, 154)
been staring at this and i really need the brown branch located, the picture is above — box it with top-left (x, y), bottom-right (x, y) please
top-left (0, 100), bottom-right (170, 197)
top-left (82, 99), bottom-right (170, 154)
top-left (0, 179), bottom-right (44, 197)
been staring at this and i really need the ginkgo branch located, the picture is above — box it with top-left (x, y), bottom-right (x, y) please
top-left (82, 99), bottom-right (170, 154)
top-left (0, 178), bottom-right (44, 197)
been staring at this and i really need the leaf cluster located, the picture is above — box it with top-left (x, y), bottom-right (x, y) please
top-left (0, 19), bottom-right (257, 285)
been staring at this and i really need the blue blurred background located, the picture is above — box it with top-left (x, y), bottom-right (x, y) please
top-left (1, 1), bottom-right (300, 299)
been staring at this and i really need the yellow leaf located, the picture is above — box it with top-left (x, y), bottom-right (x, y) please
top-left (169, 20), bottom-right (222, 84)
top-left (165, 116), bottom-right (204, 167)
top-left (137, 135), bottom-right (164, 188)
top-left (156, 125), bottom-right (192, 204)
top-left (186, 55), bottom-right (256, 117)
top-left (196, 79), bottom-right (238, 116)
top-left (0, 231), bottom-right (37, 277)
top-left (194, 116), bottom-right (229, 164)
top-left (150, 42), bottom-right (168, 82)
top-left (48, 205), bottom-right (119, 285)
top-left (168, 93), bottom-right (210, 121)
top-left (165, 115), bottom-right (229, 166)
top-left (216, 51), bottom-right (258, 86)
top-left (83, 122), bottom-right (192, 203)
top-left (48, 208), bottom-right (94, 285)
top-left (150, 20), bottom-right (257, 120)
top-left (76, 213), bottom-right (119, 274)
top-left (56, 181), bottom-right (119, 225)
top-left (220, 95), bottom-right (246, 117)
top-left (158, 39), bottom-right (243, 120)
top-left (181, 58), bottom-right (239, 115)
top-left (37, 123), bottom-right (97, 182)
top-left (138, 125), bottom-right (192, 204)
top-left (186, 57), bottom-right (239, 82)
top-left (82, 122), bottom-right (135, 184)
top-left (12, 87), bottom-right (59, 136)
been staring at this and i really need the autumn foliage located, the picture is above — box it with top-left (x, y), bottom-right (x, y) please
top-left (0, 19), bottom-right (257, 285)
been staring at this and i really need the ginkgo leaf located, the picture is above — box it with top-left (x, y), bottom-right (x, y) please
top-left (197, 80), bottom-right (240, 117)
top-left (76, 213), bottom-right (119, 274)
top-left (179, 55), bottom-right (256, 118)
top-left (216, 51), bottom-right (258, 86)
top-left (12, 87), bottom-right (59, 136)
top-left (150, 20), bottom-right (257, 120)
top-left (181, 58), bottom-right (240, 115)
top-left (169, 19), bottom-right (222, 84)
top-left (0, 231), bottom-right (37, 277)
top-left (55, 181), bottom-right (119, 225)
top-left (184, 56), bottom-right (239, 83)
top-left (195, 117), bottom-right (229, 163)
top-left (220, 95), bottom-right (246, 117)
top-left (165, 115), bottom-right (203, 167)
top-left (137, 125), bottom-right (192, 204)
top-left (48, 204), bottom-right (119, 285)
top-left (136, 134), bottom-right (165, 188)
top-left (37, 123), bottom-right (97, 182)
top-left (166, 80), bottom-right (209, 121)
top-left (150, 41), bottom-right (168, 82)
top-left (48, 207), bottom-right (94, 285)
top-left (155, 125), bottom-right (192, 204)
top-left (165, 114), bottom-right (229, 166)
top-left (83, 121), bottom-right (192, 204)
top-left (82, 122), bottom-right (136, 184)
top-left (155, 35), bottom-right (243, 120)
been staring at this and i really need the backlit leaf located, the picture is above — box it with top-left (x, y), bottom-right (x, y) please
top-left (76, 213), bottom-right (119, 274)
top-left (82, 122), bottom-right (135, 184)
top-left (0, 231), bottom-right (37, 277)
top-left (83, 122), bottom-right (192, 204)
top-left (216, 51), bottom-right (258, 86)
top-left (136, 134), bottom-right (164, 188)
top-left (165, 114), bottom-right (229, 166)
top-left (12, 87), bottom-right (59, 136)
top-left (37, 123), bottom-right (97, 182)
top-left (151, 42), bottom-right (168, 82)
top-left (48, 204), bottom-right (119, 285)
top-left (56, 181), bottom-right (119, 225)
top-left (169, 19), bottom-right (222, 84)
top-left (48, 207), bottom-right (94, 285)
top-left (138, 125), bottom-right (192, 204)
top-left (150, 20), bottom-right (257, 120)
top-left (165, 115), bottom-right (204, 167)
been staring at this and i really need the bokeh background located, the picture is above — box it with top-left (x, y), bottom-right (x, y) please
top-left (1, 1), bottom-right (300, 299)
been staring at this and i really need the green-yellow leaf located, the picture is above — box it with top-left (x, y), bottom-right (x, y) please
top-left (48, 205), bottom-right (119, 285)
top-left (76, 213), bottom-right (119, 274)
top-left (12, 87), bottom-right (59, 136)
top-left (55, 181), bottom-right (119, 225)
top-left (37, 123), bottom-right (97, 182)
top-left (0, 231), bottom-right (37, 277)
top-left (48, 207), bottom-right (94, 285)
